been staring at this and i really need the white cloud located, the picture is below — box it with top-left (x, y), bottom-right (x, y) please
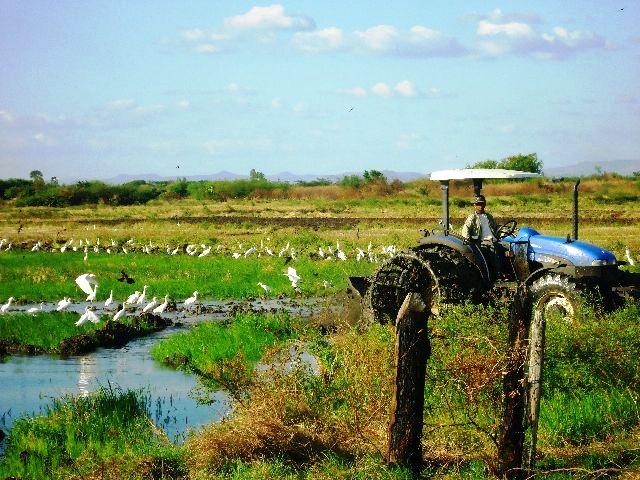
top-left (371, 83), bottom-right (391, 97)
top-left (176, 100), bottom-right (190, 110)
top-left (182, 28), bottom-right (207, 42)
top-left (339, 87), bottom-right (368, 97)
top-left (477, 20), bottom-right (534, 37)
top-left (353, 24), bottom-right (466, 58)
top-left (195, 43), bottom-right (220, 54)
top-left (292, 102), bottom-right (305, 113)
top-left (355, 25), bottom-right (398, 52)
top-left (474, 10), bottom-right (608, 59)
top-left (293, 27), bottom-right (344, 52)
top-left (107, 99), bottom-right (136, 110)
top-left (226, 83), bottom-right (241, 94)
top-left (0, 110), bottom-right (15, 125)
top-left (134, 104), bottom-right (165, 116)
top-left (394, 80), bottom-right (416, 97)
top-left (224, 4), bottom-right (314, 31)
top-left (271, 97), bottom-right (282, 109)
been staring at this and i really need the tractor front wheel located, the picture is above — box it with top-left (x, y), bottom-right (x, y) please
top-left (529, 273), bottom-right (584, 322)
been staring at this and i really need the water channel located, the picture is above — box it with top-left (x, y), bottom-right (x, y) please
top-left (0, 298), bottom-right (323, 452)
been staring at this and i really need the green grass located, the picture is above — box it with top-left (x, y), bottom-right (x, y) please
top-left (0, 311), bottom-right (104, 350)
top-left (0, 251), bottom-right (376, 302)
top-left (151, 313), bottom-right (297, 391)
top-left (0, 386), bottom-right (183, 480)
top-left (0, 311), bottom-right (169, 355)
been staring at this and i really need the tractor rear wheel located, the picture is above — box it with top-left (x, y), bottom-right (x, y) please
top-left (365, 245), bottom-right (485, 324)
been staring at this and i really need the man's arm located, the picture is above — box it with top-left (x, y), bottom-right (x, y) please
top-left (460, 214), bottom-right (475, 240)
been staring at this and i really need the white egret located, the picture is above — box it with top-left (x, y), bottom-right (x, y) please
top-left (232, 252), bottom-right (241, 259)
top-left (153, 295), bottom-right (169, 314)
top-left (626, 245), bottom-right (635, 266)
top-left (266, 247), bottom-right (274, 256)
top-left (184, 291), bottom-right (199, 307)
top-left (171, 246), bottom-right (180, 255)
top-left (244, 246), bottom-right (256, 257)
top-left (112, 305), bottom-right (126, 321)
top-left (356, 248), bottom-right (365, 261)
top-left (198, 246), bottom-right (212, 258)
top-left (257, 282), bottom-right (273, 294)
top-left (337, 250), bottom-right (347, 261)
top-left (56, 297), bottom-right (71, 311)
top-left (142, 296), bottom-right (158, 313)
top-left (318, 247), bottom-right (325, 258)
top-left (75, 273), bottom-right (98, 296)
top-left (86, 285), bottom-right (98, 302)
top-left (125, 290), bottom-right (141, 305)
top-left (104, 290), bottom-right (114, 308)
top-left (322, 280), bottom-right (332, 288)
top-left (136, 285), bottom-right (149, 305)
top-left (1, 297), bottom-right (15, 314)
top-left (27, 303), bottom-right (44, 314)
top-left (75, 306), bottom-right (100, 326)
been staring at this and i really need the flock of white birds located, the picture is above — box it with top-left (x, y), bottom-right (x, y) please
top-left (0, 236), bottom-right (405, 326)
top-left (0, 237), bottom-right (397, 264)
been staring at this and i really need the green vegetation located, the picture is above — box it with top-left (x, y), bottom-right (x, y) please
top-left (0, 386), bottom-right (183, 480)
top-left (468, 152), bottom-right (543, 173)
top-left (0, 311), bottom-right (170, 355)
top-left (151, 313), bottom-right (297, 393)
top-left (0, 251), bottom-right (375, 302)
top-left (2, 301), bottom-right (640, 478)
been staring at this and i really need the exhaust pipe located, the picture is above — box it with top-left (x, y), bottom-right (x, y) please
top-left (572, 179), bottom-right (580, 241)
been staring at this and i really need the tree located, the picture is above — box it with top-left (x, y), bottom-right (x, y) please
top-left (469, 154), bottom-right (543, 174)
top-left (363, 170), bottom-right (386, 184)
top-left (30, 170), bottom-right (44, 181)
top-left (249, 169), bottom-right (266, 182)
top-left (499, 153), bottom-right (543, 174)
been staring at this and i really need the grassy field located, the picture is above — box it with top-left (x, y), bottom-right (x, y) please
top-left (3, 301), bottom-right (639, 479)
top-left (1, 179), bottom-right (640, 478)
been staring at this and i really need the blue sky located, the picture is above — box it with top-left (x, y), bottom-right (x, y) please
top-left (1, 1), bottom-right (639, 180)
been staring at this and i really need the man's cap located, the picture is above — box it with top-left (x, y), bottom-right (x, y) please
top-left (473, 195), bottom-right (486, 205)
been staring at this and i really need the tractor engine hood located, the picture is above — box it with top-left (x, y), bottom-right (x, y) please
top-left (509, 227), bottom-right (617, 267)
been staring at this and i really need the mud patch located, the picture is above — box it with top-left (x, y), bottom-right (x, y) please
top-left (58, 314), bottom-right (172, 356)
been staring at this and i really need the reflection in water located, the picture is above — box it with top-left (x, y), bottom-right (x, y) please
top-left (78, 356), bottom-right (95, 397)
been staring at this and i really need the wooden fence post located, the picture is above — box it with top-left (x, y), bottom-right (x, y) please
top-left (387, 291), bottom-right (431, 471)
top-left (525, 309), bottom-right (546, 471)
top-left (496, 285), bottom-right (532, 479)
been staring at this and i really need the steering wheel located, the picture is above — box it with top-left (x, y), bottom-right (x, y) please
top-left (496, 219), bottom-right (518, 239)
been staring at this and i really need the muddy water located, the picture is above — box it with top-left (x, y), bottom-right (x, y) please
top-left (0, 298), bottom-right (323, 451)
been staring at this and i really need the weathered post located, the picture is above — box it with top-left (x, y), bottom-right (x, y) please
top-left (387, 291), bottom-right (431, 471)
top-left (525, 310), bottom-right (546, 471)
top-left (496, 285), bottom-right (531, 479)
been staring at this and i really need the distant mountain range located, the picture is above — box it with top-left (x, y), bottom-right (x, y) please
top-left (543, 159), bottom-right (640, 177)
top-left (76, 159), bottom-right (640, 185)
top-left (102, 169), bottom-right (426, 185)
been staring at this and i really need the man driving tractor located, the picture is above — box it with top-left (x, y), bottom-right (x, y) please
top-left (461, 194), bottom-right (503, 278)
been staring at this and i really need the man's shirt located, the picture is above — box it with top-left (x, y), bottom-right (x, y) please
top-left (479, 214), bottom-right (496, 240)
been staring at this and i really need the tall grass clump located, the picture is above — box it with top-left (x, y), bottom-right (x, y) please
top-left (151, 313), bottom-right (297, 394)
top-left (0, 386), bottom-right (183, 479)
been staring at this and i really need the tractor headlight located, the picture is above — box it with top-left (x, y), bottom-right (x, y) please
top-left (591, 259), bottom-right (613, 266)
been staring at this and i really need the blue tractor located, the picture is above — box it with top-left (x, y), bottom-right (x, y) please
top-left (350, 169), bottom-right (639, 322)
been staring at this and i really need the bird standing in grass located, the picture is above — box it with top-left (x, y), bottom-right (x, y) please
top-left (136, 285), bottom-right (149, 305)
top-left (142, 296), bottom-right (158, 313)
top-left (75, 273), bottom-right (98, 298)
top-left (184, 291), bottom-right (199, 308)
top-left (104, 290), bottom-right (114, 309)
top-left (86, 285), bottom-right (98, 302)
top-left (56, 297), bottom-right (71, 311)
top-left (112, 304), bottom-right (126, 321)
top-left (75, 306), bottom-right (100, 326)
top-left (153, 295), bottom-right (169, 314)
top-left (1, 297), bottom-right (15, 314)
top-left (626, 245), bottom-right (636, 266)
top-left (27, 303), bottom-right (44, 315)
top-left (125, 291), bottom-right (140, 305)
top-left (257, 282), bottom-right (272, 295)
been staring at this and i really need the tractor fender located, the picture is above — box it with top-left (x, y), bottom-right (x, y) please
top-left (418, 234), bottom-right (490, 284)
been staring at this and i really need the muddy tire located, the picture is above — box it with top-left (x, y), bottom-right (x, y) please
top-left (529, 273), bottom-right (587, 323)
top-left (365, 245), bottom-right (485, 324)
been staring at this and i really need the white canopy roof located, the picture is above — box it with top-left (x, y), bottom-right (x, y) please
top-left (430, 168), bottom-right (541, 181)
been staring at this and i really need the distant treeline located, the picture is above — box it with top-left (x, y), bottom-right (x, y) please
top-left (0, 169), bottom-right (401, 207)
